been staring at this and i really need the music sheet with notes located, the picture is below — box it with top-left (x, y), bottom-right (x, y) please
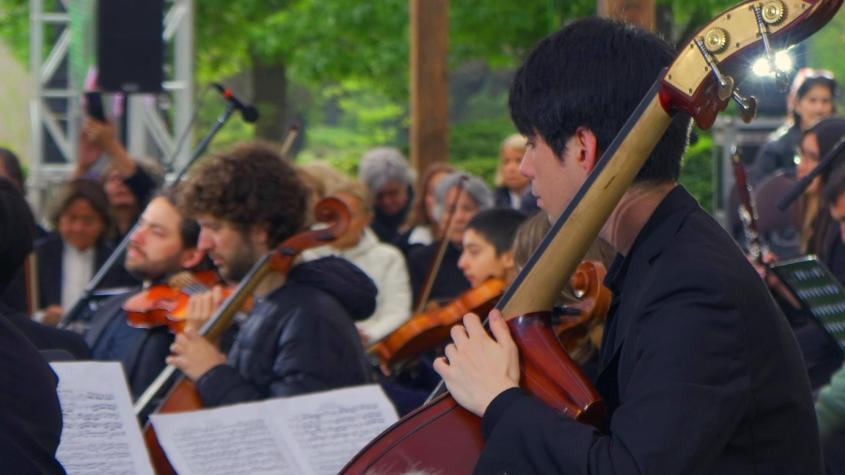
top-left (50, 361), bottom-right (154, 475)
top-left (150, 384), bottom-right (398, 475)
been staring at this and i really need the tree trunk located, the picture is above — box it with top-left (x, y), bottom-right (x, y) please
top-left (251, 54), bottom-right (288, 142)
top-left (597, 0), bottom-right (656, 31)
top-left (410, 0), bottom-right (449, 177)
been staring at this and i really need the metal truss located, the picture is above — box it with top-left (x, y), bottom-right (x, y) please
top-left (28, 0), bottom-right (194, 215)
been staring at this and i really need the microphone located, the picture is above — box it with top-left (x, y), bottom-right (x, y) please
top-left (212, 83), bottom-right (259, 123)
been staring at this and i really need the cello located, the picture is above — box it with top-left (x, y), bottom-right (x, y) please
top-left (342, 1), bottom-right (842, 472)
top-left (134, 197), bottom-right (350, 474)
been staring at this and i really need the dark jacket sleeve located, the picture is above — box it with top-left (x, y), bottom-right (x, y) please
top-left (196, 303), bottom-right (369, 407)
top-left (477, 273), bottom-right (751, 474)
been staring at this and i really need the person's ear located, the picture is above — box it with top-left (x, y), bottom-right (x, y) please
top-left (250, 224), bottom-right (270, 250)
top-left (180, 248), bottom-right (205, 270)
top-left (499, 249), bottom-right (516, 271)
top-left (573, 127), bottom-right (600, 173)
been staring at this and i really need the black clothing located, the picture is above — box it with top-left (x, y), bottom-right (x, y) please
top-left (0, 317), bottom-right (65, 474)
top-left (493, 185), bottom-right (539, 215)
top-left (407, 242), bottom-right (470, 306)
top-left (478, 186), bottom-right (821, 474)
top-left (751, 123), bottom-right (801, 185)
top-left (85, 290), bottom-right (173, 399)
top-left (34, 233), bottom-right (138, 310)
top-left (196, 257), bottom-right (376, 406)
top-left (371, 186), bottom-right (413, 245)
top-left (124, 165), bottom-right (157, 209)
top-left (0, 302), bottom-right (89, 360)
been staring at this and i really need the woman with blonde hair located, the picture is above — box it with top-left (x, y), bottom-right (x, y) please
top-left (493, 134), bottom-right (537, 213)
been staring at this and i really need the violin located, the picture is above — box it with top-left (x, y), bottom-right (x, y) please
top-left (371, 278), bottom-right (505, 368)
top-left (122, 270), bottom-right (236, 333)
top-left (135, 197), bottom-right (351, 474)
top-left (342, 3), bottom-right (841, 472)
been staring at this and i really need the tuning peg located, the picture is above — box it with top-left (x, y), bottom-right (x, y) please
top-left (752, 3), bottom-right (789, 93)
top-left (694, 37), bottom-right (734, 101)
top-left (731, 88), bottom-right (758, 123)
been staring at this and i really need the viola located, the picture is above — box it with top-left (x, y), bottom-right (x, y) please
top-left (371, 278), bottom-right (505, 368)
top-left (134, 197), bottom-right (351, 474)
top-left (341, 2), bottom-right (842, 472)
top-left (122, 270), bottom-right (235, 333)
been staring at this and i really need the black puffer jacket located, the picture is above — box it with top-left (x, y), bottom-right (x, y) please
top-left (196, 257), bottom-right (376, 406)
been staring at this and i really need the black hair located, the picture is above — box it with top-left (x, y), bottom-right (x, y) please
top-left (508, 17), bottom-right (691, 183)
top-left (153, 187), bottom-right (200, 247)
top-left (466, 208), bottom-right (527, 255)
top-left (0, 148), bottom-right (25, 191)
top-left (823, 163), bottom-right (845, 206)
top-left (793, 75), bottom-right (838, 126)
top-left (804, 117), bottom-right (845, 183)
top-left (0, 178), bottom-right (35, 291)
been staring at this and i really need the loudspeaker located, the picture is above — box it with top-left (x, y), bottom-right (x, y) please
top-left (97, 0), bottom-right (164, 93)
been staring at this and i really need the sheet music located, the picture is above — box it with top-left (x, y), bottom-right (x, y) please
top-left (152, 402), bottom-right (304, 475)
top-left (50, 362), bottom-right (154, 475)
top-left (151, 384), bottom-right (398, 475)
top-left (273, 385), bottom-right (400, 474)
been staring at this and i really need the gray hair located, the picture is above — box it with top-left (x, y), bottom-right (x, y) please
top-left (358, 147), bottom-right (415, 193)
top-left (432, 172), bottom-right (493, 222)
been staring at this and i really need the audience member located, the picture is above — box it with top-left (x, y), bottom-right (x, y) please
top-left (358, 147), bottom-right (415, 245)
top-left (35, 179), bottom-right (135, 326)
top-left (399, 162), bottom-right (455, 254)
top-left (75, 117), bottom-right (159, 241)
top-left (493, 134), bottom-right (538, 214)
top-left (304, 180), bottom-right (412, 344)
top-left (752, 68), bottom-right (837, 184)
top-left (406, 172), bottom-right (492, 307)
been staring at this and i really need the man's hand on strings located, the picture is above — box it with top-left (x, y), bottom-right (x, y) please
top-left (433, 310), bottom-right (520, 417)
top-left (166, 327), bottom-right (226, 381)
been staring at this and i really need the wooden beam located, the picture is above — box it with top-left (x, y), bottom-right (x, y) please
top-left (409, 0), bottom-right (449, 176)
top-left (597, 0), bottom-right (656, 31)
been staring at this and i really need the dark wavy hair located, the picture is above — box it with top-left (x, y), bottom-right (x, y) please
top-left (179, 142), bottom-right (308, 247)
top-left (49, 178), bottom-right (111, 232)
top-left (508, 17), bottom-right (691, 184)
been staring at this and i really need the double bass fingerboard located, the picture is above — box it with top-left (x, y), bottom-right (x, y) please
top-left (771, 255), bottom-right (845, 350)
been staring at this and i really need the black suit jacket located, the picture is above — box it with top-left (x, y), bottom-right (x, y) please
top-left (85, 291), bottom-right (173, 399)
top-left (35, 233), bottom-right (137, 309)
top-left (478, 187), bottom-right (821, 474)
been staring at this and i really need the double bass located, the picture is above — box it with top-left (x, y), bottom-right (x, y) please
top-left (342, 1), bottom-right (842, 472)
top-left (134, 197), bottom-right (350, 474)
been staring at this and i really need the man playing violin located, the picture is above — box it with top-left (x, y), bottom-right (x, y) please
top-left (166, 142), bottom-right (375, 406)
top-left (85, 188), bottom-right (205, 398)
top-left (435, 18), bottom-right (822, 473)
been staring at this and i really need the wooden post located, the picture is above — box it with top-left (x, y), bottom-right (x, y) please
top-left (409, 0), bottom-right (449, 176)
top-left (597, 0), bottom-right (656, 31)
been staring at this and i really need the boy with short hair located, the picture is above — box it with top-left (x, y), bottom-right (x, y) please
top-left (457, 208), bottom-right (526, 288)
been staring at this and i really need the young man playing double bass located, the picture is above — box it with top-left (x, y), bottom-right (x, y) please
top-left (435, 18), bottom-right (822, 473)
top-left (166, 142), bottom-right (375, 406)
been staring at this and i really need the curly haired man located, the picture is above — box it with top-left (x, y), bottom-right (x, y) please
top-left (167, 142), bottom-right (376, 406)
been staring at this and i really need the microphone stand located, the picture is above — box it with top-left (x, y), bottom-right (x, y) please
top-left (58, 102), bottom-right (238, 331)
